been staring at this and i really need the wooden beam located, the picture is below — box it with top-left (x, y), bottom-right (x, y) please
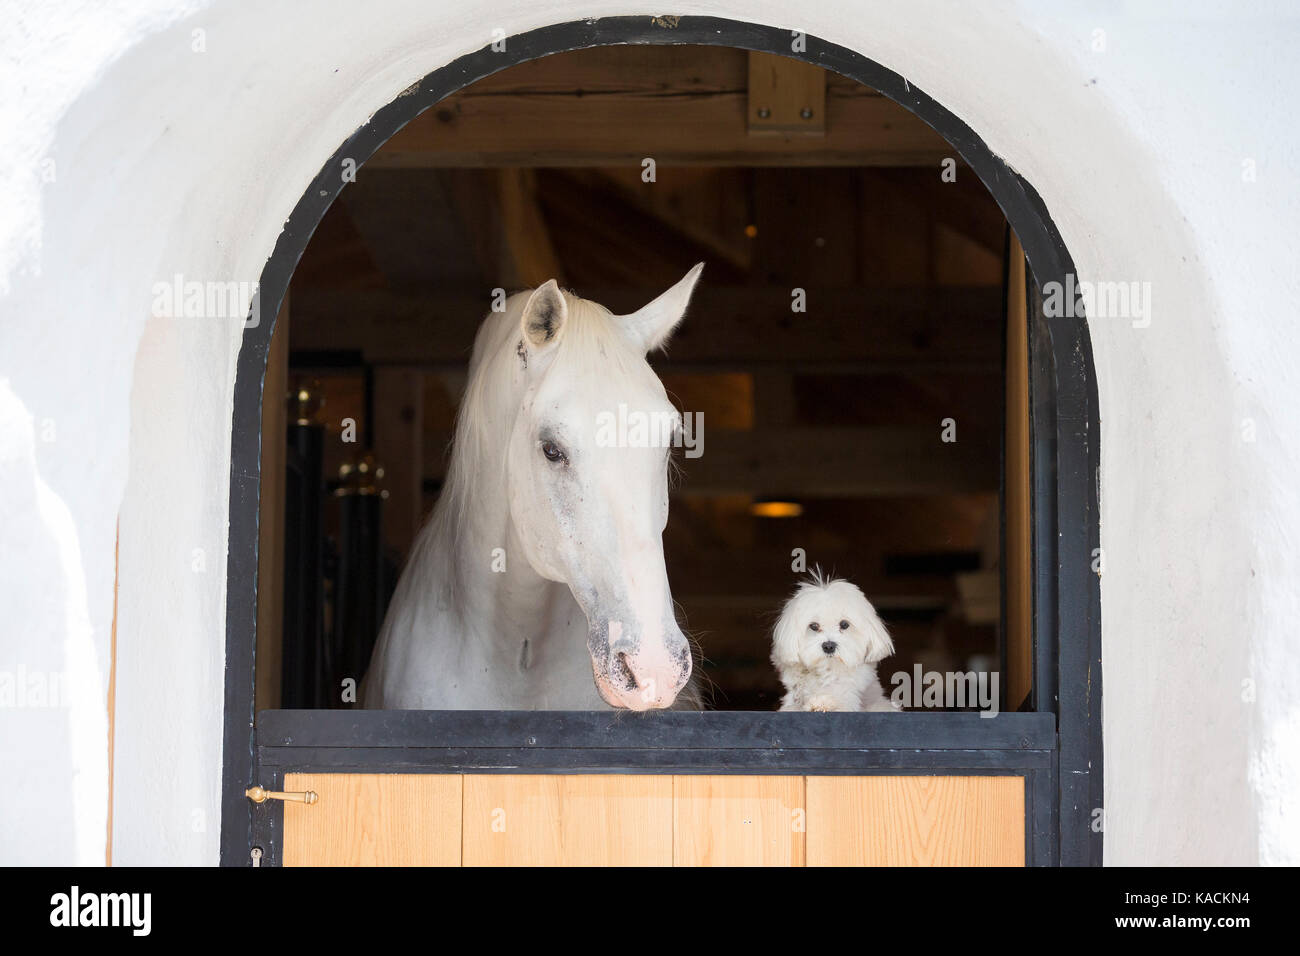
top-left (437, 168), bottom-right (505, 284)
top-left (665, 553), bottom-right (959, 608)
top-left (535, 169), bottom-right (749, 287)
top-left (747, 51), bottom-right (825, 134)
top-left (864, 168), bottom-right (1006, 256)
top-left (417, 426), bottom-right (996, 496)
top-left (496, 168), bottom-right (565, 287)
top-left (290, 200), bottom-right (387, 290)
top-left (753, 169), bottom-right (860, 285)
top-left (288, 286), bottom-right (1003, 370)
top-left (368, 47), bottom-right (951, 168)
top-left (676, 427), bottom-right (999, 497)
top-left (1005, 232), bottom-right (1032, 709)
top-left (255, 294), bottom-right (289, 712)
top-left (568, 168), bottom-right (755, 274)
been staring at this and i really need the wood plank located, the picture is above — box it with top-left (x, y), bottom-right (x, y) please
top-left (289, 286), bottom-right (1003, 370)
top-left (860, 171), bottom-right (931, 286)
top-left (753, 169), bottom-right (860, 285)
top-left (674, 775), bottom-right (805, 866)
top-left (570, 168), bottom-right (754, 274)
top-left (282, 773), bottom-right (462, 866)
top-left (747, 52), bottom-right (825, 134)
top-left (1005, 233), bottom-right (1032, 710)
top-left (496, 168), bottom-right (564, 287)
top-left (865, 168), bottom-right (1006, 257)
top-left (369, 47), bottom-right (949, 168)
top-left (536, 169), bottom-right (749, 287)
top-left (678, 426), bottom-right (999, 496)
top-left (417, 425), bottom-right (997, 495)
top-left (667, 560), bottom-right (958, 607)
top-left (462, 774), bottom-right (672, 866)
top-left (805, 775), bottom-right (1024, 866)
top-left (660, 372), bottom-right (754, 429)
top-left (255, 295), bottom-right (288, 712)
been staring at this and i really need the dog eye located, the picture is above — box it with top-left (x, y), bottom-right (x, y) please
top-left (809, 622), bottom-right (821, 633)
top-left (541, 440), bottom-right (567, 463)
top-left (839, 620), bottom-right (850, 631)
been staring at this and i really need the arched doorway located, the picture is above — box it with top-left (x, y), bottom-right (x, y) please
top-left (221, 16), bottom-right (1101, 866)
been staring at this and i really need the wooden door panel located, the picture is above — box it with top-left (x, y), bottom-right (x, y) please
top-left (673, 775), bottom-right (805, 866)
top-left (282, 773), bottom-right (462, 866)
top-left (806, 775), bottom-right (1024, 866)
top-left (461, 774), bottom-right (673, 866)
top-left (279, 773), bottom-right (1025, 866)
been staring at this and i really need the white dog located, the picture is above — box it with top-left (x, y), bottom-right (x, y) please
top-left (771, 570), bottom-right (900, 712)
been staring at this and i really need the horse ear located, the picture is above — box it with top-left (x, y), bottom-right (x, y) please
top-left (619, 262), bottom-right (704, 354)
top-left (520, 280), bottom-right (568, 349)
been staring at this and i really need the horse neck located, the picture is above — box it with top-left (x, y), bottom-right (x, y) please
top-left (420, 336), bottom-right (569, 651)
top-left (439, 481), bottom-right (558, 640)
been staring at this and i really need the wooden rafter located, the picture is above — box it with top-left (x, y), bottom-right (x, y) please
top-left (369, 47), bottom-right (952, 168)
top-left (288, 286), bottom-right (1004, 371)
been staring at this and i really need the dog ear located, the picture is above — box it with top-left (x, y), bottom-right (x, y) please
top-left (860, 601), bottom-right (895, 664)
top-left (770, 596), bottom-right (806, 670)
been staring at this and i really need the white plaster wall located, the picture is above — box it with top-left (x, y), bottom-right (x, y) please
top-left (1, 0), bottom-right (1295, 864)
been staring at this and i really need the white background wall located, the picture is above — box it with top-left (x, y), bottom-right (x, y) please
top-left (1, 0), bottom-right (1296, 865)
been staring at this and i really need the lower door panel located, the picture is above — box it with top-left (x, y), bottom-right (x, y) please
top-left (281, 773), bottom-right (1025, 866)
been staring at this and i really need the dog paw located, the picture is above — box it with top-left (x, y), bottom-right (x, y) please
top-left (805, 696), bottom-right (839, 712)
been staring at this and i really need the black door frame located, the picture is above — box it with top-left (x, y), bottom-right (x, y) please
top-left (220, 15), bottom-right (1102, 866)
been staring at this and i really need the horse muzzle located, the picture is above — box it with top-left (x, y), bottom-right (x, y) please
top-left (590, 624), bottom-right (692, 711)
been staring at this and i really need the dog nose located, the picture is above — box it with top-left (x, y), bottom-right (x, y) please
top-left (821, 641), bottom-right (838, 655)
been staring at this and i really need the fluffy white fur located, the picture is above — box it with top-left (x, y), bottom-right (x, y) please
top-left (771, 570), bottom-right (900, 712)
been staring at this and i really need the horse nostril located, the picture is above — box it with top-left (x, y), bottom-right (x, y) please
top-left (821, 641), bottom-right (838, 655)
top-left (615, 652), bottom-right (638, 690)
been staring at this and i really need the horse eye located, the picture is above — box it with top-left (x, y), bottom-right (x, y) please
top-left (839, 620), bottom-right (850, 631)
top-left (541, 441), bottom-right (566, 463)
top-left (809, 622), bottom-right (821, 633)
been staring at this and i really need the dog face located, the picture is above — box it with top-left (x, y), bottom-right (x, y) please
top-left (772, 575), bottom-right (894, 672)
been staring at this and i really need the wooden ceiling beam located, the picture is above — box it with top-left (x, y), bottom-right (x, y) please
top-left (747, 51), bottom-right (826, 135)
top-left (418, 425), bottom-right (998, 496)
top-left (534, 169), bottom-right (750, 287)
top-left (496, 168), bottom-right (566, 287)
top-left (367, 47), bottom-right (952, 168)
top-left (674, 427), bottom-right (999, 497)
top-left (288, 285), bottom-right (1003, 369)
top-left (863, 168), bottom-right (1007, 256)
top-left (665, 553), bottom-right (959, 607)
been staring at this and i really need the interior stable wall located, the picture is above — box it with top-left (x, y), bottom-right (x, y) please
top-left (1, 0), bottom-right (1295, 865)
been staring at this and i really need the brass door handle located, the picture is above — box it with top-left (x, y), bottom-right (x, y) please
top-left (245, 785), bottom-right (318, 805)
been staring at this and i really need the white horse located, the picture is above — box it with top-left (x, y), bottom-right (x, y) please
top-left (363, 265), bottom-right (704, 710)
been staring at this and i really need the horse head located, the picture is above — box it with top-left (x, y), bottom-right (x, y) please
top-left (504, 264), bottom-right (703, 710)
